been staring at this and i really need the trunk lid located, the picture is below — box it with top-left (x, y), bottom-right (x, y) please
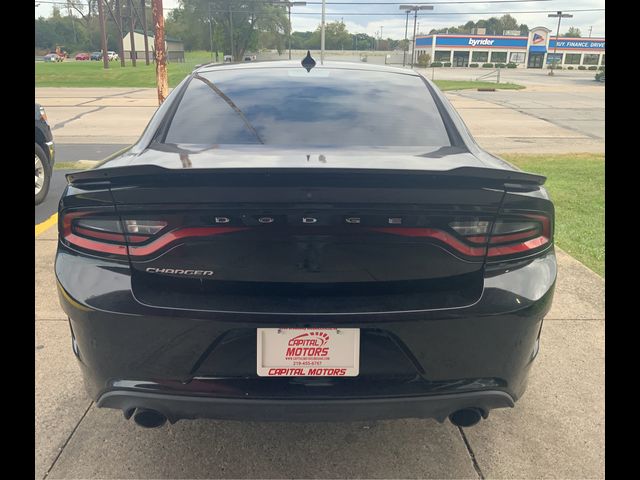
top-left (69, 146), bottom-right (544, 313)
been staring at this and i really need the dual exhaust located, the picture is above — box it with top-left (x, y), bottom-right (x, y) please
top-left (125, 407), bottom-right (484, 429)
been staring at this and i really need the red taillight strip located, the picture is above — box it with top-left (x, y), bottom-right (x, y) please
top-left (73, 226), bottom-right (148, 244)
top-left (128, 226), bottom-right (249, 257)
top-left (488, 235), bottom-right (549, 257)
top-left (63, 233), bottom-right (129, 255)
top-left (488, 229), bottom-right (539, 245)
top-left (487, 214), bottom-right (551, 257)
top-left (365, 227), bottom-right (486, 257)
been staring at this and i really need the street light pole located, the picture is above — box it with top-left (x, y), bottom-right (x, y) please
top-left (548, 11), bottom-right (572, 76)
top-left (411, 10), bottom-right (417, 66)
top-left (403, 9), bottom-right (409, 67)
top-left (320, 0), bottom-right (326, 64)
top-left (400, 5), bottom-right (434, 68)
top-left (208, 2), bottom-right (213, 61)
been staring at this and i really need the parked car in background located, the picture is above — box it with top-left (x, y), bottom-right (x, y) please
top-left (107, 51), bottom-right (119, 61)
top-left (56, 61), bottom-right (556, 430)
top-left (43, 53), bottom-right (61, 63)
top-left (595, 67), bottom-right (605, 82)
top-left (90, 51), bottom-right (102, 61)
top-left (35, 104), bottom-right (55, 205)
top-left (75, 52), bottom-right (90, 61)
top-left (223, 54), bottom-right (233, 63)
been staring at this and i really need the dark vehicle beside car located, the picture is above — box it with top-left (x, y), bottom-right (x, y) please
top-left (90, 51), bottom-right (102, 61)
top-left (35, 104), bottom-right (55, 205)
top-left (56, 61), bottom-right (555, 429)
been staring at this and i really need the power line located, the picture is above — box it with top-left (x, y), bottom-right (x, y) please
top-left (206, 8), bottom-right (605, 15)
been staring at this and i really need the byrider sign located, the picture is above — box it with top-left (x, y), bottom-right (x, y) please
top-left (468, 38), bottom-right (494, 47)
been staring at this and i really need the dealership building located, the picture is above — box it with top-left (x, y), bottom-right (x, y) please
top-left (414, 26), bottom-right (605, 68)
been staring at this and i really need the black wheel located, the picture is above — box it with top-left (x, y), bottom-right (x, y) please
top-left (35, 143), bottom-right (51, 205)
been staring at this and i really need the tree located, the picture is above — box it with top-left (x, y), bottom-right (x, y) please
top-left (428, 15), bottom-right (530, 36)
top-left (499, 14), bottom-right (518, 32)
top-left (563, 27), bottom-right (581, 37)
top-left (307, 21), bottom-right (351, 50)
top-left (165, 0), bottom-right (288, 60)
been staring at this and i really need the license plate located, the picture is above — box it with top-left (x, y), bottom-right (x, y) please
top-left (256, 328), bottom-right (360, 377)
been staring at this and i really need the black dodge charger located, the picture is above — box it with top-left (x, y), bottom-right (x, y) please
top-left (55, 60), bottom-right (556, 429)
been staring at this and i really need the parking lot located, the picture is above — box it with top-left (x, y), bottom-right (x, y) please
top-left (35, 69), bottom-right (604, 479)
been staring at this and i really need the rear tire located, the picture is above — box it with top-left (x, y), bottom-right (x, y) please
top-left (35, 143), bottom-right (51, 205)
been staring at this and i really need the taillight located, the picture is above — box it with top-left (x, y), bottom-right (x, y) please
top-left (450, 213), bottom-right (551, 259)
top-left (60, 211), bottom-right (246, 258)
top-left (367, 212), bottom-right (551, 260)
top-left (486, 214), bottom-right (551, 258)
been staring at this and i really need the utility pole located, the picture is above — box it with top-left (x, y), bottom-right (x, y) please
top-left (403, 9), bottom-right (409, 66)
top-left (152, 0), bottom-right (168, 104)
top-left (98, 0), bottom-right (109, 69)
top-left (208, 2), bottom-right (214, 61)
top-left (141, 0), bottom-right (150, 65)
top-left (320, 0), bottom-right (326, 64)
top-left (229, 4), bottom-right (235, 61)
top-left (400, 5), bottom-right (434, 68)
top-left (128, 0), bottom-right (137, 66)
top-left (588, 26), bottom-right (593, 38)
top-left (548, 11), bottom-right (573, 76)
top-left (115, 0), bottom-right (126, 66)
top-left (67, 1), bottom-right (77, 43)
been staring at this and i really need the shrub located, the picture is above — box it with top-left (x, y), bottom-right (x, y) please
top-left (598, 66), bottom-right (605, 70)
top-left (567, 66), bottom-right (574, 70)
top-left (417, 52), bottom-right (431, 67)
top-left (495, 63), bottom-right (506, 68)
top-left (430, 61), bottom-right (443, 67)
top-left (482, 63), bottom-right (494, 68)
top-left (588, 65), bottom-right (597, 70)
top-left (443, 62), bottom-right (452, 67)
top-left (547, 65), bottom-right (562, 69)
top-left (469, 63), bottom-right (479, 68)
top-left (578, 65), bottom-right (587, 70)
top-left (506, 63), bottom-right (517, 68)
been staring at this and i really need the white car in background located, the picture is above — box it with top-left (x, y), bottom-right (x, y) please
top-left (107, 51), bottom-right (119, 61)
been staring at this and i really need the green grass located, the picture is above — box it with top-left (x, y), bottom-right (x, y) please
top-left (434, 80), bottom-right (525, 91)
top-left (36, 50), bottom-right (219, 88)
top-left (503, 153), bottom-right (604, 277)
top-left (36, 55), bottom-right (526, 90)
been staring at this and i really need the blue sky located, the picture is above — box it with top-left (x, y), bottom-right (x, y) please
top-left (35, 0), bottom-right (605, 39)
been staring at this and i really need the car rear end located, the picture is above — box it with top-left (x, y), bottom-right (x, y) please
top-left (55, 63), bottom-right (555, 427)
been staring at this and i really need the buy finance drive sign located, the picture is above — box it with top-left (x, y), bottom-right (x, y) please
top-left (257, 328), bottom-right (360, 377)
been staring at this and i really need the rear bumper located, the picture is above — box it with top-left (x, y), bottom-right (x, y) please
top-left (98, 389), bottom-right (514, 423)
top-left (56, 246), bottom-right (556, 423)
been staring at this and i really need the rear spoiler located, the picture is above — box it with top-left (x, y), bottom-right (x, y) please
top-left (67, 165), bottom-right (545, 187)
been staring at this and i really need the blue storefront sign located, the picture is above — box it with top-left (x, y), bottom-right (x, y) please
top-left (415, 37), bottom-right (432, 46)
top-left (434, 36), bottom-right (527, 48)
top-left (549, 39), bottom-right (605, 50)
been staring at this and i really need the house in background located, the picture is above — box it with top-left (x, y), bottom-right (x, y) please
top-left (122, 29), bottom-right (185, 63)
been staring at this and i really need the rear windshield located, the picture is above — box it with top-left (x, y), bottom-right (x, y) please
top-left (162, 67), bottom-right (452, 147)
